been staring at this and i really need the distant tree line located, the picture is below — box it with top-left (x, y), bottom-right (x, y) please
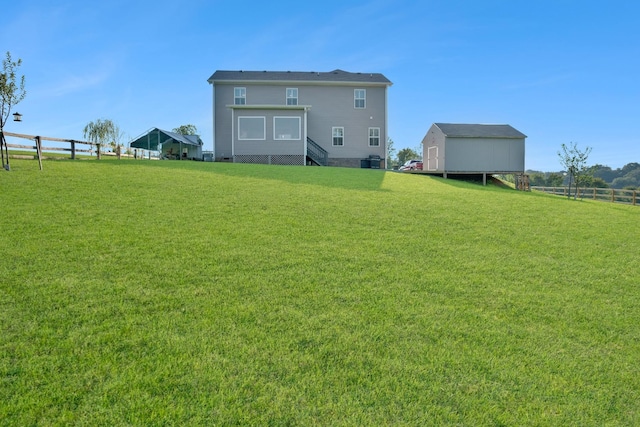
top-left (527, 162), bottom-right (640, 190)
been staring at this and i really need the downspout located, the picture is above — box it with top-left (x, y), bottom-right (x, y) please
top-left (384, 83), bottom-right (389, 169)
top-left (303, 107), bottom-right (308, 166)
top-left (211, 83), bottom-right (216, 160)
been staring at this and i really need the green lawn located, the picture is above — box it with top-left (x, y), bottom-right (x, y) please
top-left (1, 159), bottom-right (638, 425)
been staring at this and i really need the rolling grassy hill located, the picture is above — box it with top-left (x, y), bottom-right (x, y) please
top-left (1, 159), bottom-right (638, 425)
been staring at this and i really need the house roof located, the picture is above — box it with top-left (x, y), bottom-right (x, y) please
top-left (433, 123), bottom-right (527, 139)
top-left (129, 128), bottom-right (203, 151)
top-left (207, 69), bottom-right (392, 85)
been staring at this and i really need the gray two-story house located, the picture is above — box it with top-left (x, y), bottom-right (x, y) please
top-left (207, 69), bottom-right (392, 168)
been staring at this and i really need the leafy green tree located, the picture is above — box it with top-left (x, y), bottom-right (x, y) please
top-left (397, 147), bottom-right (420, 165)
top-left (83, 119), bottom-right (117, 158)
top-left (620, 162), bottom-right (640, 176)
top-left (172, 124), bottom-right (198, 135)
top-left (611, 169), bottom-right (640, 189)
top-left (589, 164), bottom-right (617, 183)
top-left (546, 173), bottom-right (565, 187)
top-left (588, 177), bottom-right (608, 188)
top-left (529, 173), bottom-right (546, 187)
top-left (558, 142), bottom-right (592, 199)
top-left (612, 176), bottom-right (638, 190)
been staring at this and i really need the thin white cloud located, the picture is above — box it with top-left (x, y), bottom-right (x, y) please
top-left (40, 70), bottom-right (112, 97)
top-left (500, 74), bottom-right (574, 91)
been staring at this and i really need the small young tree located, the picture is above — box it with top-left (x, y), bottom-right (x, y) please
top-left (0, 52), bottom-right (26, 131)
top-left (558, 142), bottom-right (592, 199)
top-left (386, 137), bottom-right (397, 169)
top-left (1, 51), bottom-right (26, 170)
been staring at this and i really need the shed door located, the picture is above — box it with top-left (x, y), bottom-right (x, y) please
top-left (427, 146), bottom-right (438, 171)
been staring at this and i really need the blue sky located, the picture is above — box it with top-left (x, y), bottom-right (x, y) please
top-left (3, 0), bottom-right (639, 171)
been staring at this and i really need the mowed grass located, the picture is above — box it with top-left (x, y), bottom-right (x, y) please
top-left (1, 158), bottom-right (638, 426)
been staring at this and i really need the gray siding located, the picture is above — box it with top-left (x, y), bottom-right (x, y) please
top-left (304, 85), bottom-right (386, 160)
top-left (233, 108), bottom-right (304, 156)
top-left (213, 84), bottom-right (234, 159)
top-left (445, 137), bottom-right (525, 172)
top-left (212, 76), bottom-right (389, 165)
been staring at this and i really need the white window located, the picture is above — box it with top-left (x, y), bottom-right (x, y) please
top-left (369, 127), bottom-right (380, 146)
top-left (286, 88), bottom-right (298, 106)
top-left (234, 87), bottom-right (246, 105)
top-left (274, 117), bottom-right (301, 140)
top-left (354, 89), bottom-right (366, 109)
top-left (238, 116), bottom-right (265, 140)
top-left (332, 127), bottom-right (344, 146)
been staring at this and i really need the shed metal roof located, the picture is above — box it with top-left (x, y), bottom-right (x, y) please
top-left (434, 123), bottom-right (527, 139)
top-left (208, 69), bottom-right (392, 85)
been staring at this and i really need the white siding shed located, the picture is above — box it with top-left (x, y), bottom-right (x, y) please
top-left (422, 123), bottom-right (526, 178)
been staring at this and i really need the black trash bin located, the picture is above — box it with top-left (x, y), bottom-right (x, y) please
top-left (369, 155), bottom-right (381, 169)
top-left (360, 159), bottom-right (371, 168)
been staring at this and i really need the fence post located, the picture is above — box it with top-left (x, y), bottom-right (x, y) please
top-left (35, 136), bottom-right (43, 170)
top-left (633, 191), bottom-right (637, 206)
top-left (97, 143), bottom-right (101, 160)
top-left (611, 188), bottom-right (615, 203)
top-left (71, 141), bottom-right (76, 159)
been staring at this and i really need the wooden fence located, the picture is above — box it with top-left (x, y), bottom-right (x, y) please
top-left (1, 131), bottom-right (157, 170)
top-left (532, 186), bottom-right (638, 206)
top-left (2, 131), bottom-right (101, 170)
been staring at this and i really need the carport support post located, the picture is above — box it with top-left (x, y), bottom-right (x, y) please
top-left (483, 173), bottom-right (487, 186)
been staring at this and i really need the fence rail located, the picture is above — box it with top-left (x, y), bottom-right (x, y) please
top-left (2, 131), bottom-right (99, 171)
top-left (532, 186), bottom-right (638, 206)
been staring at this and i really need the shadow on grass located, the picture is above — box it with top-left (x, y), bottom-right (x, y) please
top-left (416, 173), bottom-right (518, 192)
top-left (114, 160), bottom-right (390, 192)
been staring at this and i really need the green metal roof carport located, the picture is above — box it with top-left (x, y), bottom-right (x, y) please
top-left (129, 128), bottom-right (203, 158)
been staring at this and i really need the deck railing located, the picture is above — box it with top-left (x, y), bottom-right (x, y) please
top-left (306, 137), bottom-right (328, 166)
